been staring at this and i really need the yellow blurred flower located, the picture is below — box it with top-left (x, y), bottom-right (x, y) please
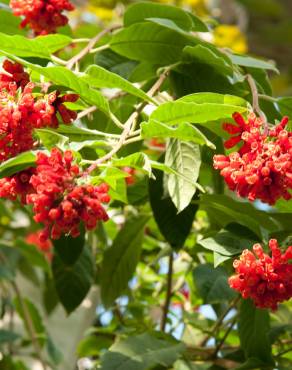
top-left (88, 5), bottom-right (114, 21)
top-left (213, 25), bottom-right (248, 54)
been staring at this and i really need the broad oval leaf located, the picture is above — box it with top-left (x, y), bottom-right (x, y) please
top-left (141, 120), bottom-right (215, 148)
top-left (193, 263), bottom-right (236, 303)
top-left (165, 140), bottom-right (201, 212)
top-left (150, 101), bottom-right (247, 126)
top-left (110, 22), bottom-right (193, 64)
top-left (124, 2), bottom-right (193, 31)
top-left (239, 299), bottom-right (274, 365)
top-left (53, 231), bottom-right (85, 266)
top-left (100, 215), bottom-right (149, 308)
top-left (178, 92), bottom-right (249, 107)
top-left (0, 33), bottom-right (72, 58)
top-left (0, 151), bottom-right (36, 179)
top-left (228, 53), bottom-right (279, 73)
top-left (83, 65), bottom-right (155, 103)
top-left (52, 246), bottom-right (94, 314)
top-left (100, 333), bottom-right (185, 370)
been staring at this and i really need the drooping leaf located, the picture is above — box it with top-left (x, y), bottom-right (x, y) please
top-left (53, 231), bottom-right (85, 266)
top-left (149, 166), bottom-right (197, 248)
top-left (52, 246), bottom-right (94, 314)
top-left (101, 215), bottom-right (149, 308)
top-left (239, 299), bottom-right (273, 365)
top-left (165, 140), bottom-right (201, 212)
top-left (100, 333), bottom-right (185, 370)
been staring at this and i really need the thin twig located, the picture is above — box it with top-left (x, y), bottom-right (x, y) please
top-left (84, 70), bottom-right (169, 174)
top-left (212, 316), bottom-right (237, 357)
top-left (11, 282), bottom-right (47, 370)
top-left (200, 295), bottom-right (240, 347)
top-left (160, 252), bottom-right (174, 332)
top-left (246, 74), bottom-right (268, 134)
top-left (66, 25), bottom-right (122, 70)
top-left (77, 106), bottom-right (97, 120)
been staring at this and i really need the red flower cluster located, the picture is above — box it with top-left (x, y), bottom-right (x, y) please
top-left (10, 0), bottom-right (74, 35)
top-left (213, 113), bottom-right (292, 205)
top-left (26, 149), bottom-right (110, 241)
top-left (0, 60), bottom-right (78, 161)
top-left (26, 230), bottom-right (53, 261)
top-left (229, 239), bottom-right (292, 310)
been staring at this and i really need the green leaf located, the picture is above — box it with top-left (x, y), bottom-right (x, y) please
top-left (111, 22), bottom-right (193, 64)
top-left (200, 194), bottom-right (278, 238)
top-left (14, 297), bottom-right (46, 347)
top-left (239, 299), bottom-right (273, 365)
top-left (150, 101), bottom-right (247, 126)
top-left (100, 333), bottom-right (185, 370)
top-left (198, 230), bottom-right (256, 257)
top-left (277, 97), bottom-right (292, 117)
top-left (53, 231), bottom-right (85, 266)
top-left (124, 2), bottom-right (193, 31)
top-left (149, 166), bottom-right (197, 248)
top-left (141, 120), bottom-right (215, 148)
top-left (83, 65), bottom-right (155, 103)
top-left (112, 153), bottom-right (152, 177)
top-left (0, 151), bottom-right (36, 179)
top-left (101, 215), bottom-right (149, 308)
top-left (95, 49), bottom-right (138, 80)
top-left (178, 92), bottom-right (249, 108)
top-left (52, 246), bottom-right (94, 314)
top-left (193, 263), bottom-right (236, 303)
top-left (183, 45), bottom-right (235, 77)
top-left (0, 33), bottom-right (72, 58)
top-left (165, 140), bottom-right (201, 212)
top-left (0, 330), bottom-right (20, 345)
top-left (35, 129), bottom-right (69, 151)
top-left (228, 53), bottom-right (279, 73)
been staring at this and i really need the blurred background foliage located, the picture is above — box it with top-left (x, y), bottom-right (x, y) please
top-left (71, 0), bottom-right (292, 95)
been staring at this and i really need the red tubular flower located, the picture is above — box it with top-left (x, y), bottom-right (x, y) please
top-left (26, 148), bottom-right (110, 240)
top-left (26, 230), bottom-right (53, 261)
top-left (0, 60), bottom-right (29, 90)
top-left (229, 239), bottom-right (292, 310)
top-left (223, 112), bottom-right (262, 154)
top-left (10, 0), bottom-right (74, 35)
top-left (213, 114), bottom-right (292, 205)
